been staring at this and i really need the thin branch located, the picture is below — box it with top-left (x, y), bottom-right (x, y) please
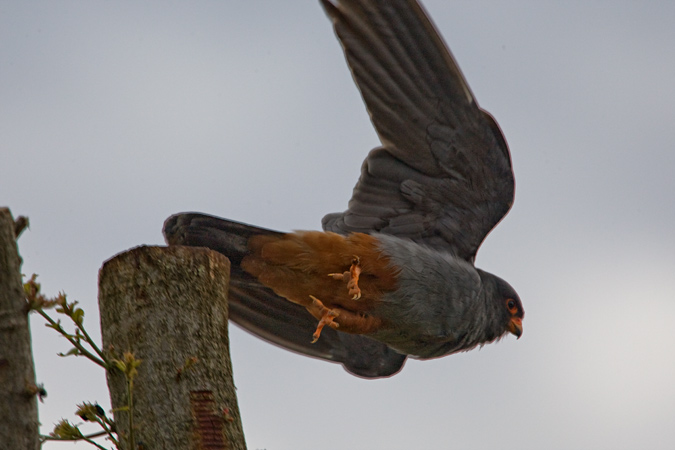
top-left (34, 308), bottom-right (106, 368)
top-left (74, 321), bottom-right (107, 363)
top-left (40, 429), bottom-right (107, 442)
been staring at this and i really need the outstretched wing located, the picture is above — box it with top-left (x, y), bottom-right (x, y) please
top-left (320, 0), bottom-right (514, 262)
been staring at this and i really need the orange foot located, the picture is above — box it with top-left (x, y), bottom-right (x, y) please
top-left (309, 295), bottom-right (340, 343)
top-left (328, 256), bottom-right (362, 300)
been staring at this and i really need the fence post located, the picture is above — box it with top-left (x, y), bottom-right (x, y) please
top-left (99, 245), bottom-right (246, 450)
top-left (0, 207), bottom-right (40, 449)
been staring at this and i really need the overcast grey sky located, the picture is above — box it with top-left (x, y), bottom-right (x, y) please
top-left (3, 1), bottom-right (675, 449)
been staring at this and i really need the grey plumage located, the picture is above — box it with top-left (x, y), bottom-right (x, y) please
top-left (319, 0), bottom-right (514, 263)
top-left (370, 234), bottom-right (500, 358)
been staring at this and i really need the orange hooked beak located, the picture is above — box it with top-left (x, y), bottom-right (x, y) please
top-left (509, 317), bottom-right (523, 339)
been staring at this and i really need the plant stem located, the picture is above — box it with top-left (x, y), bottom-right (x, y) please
top-left (128, 376), bottom-right (135, 450)
top-left (35, 309), bottom-right (106, 368)
top-left (81, 436), bottom-right (110, 450)
top-left (96, 417), bottom-right (118, 447)
top-left (41, 429), bottom-right (107, 442)
top-left (75, 320), bottom-right (107, 363)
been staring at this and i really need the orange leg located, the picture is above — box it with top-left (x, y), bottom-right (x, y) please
top-left (308, 295), bottom-right (340, 343)
top-left (328, 256), bottom-right (362, 300)
top-left (306, 295), bottom-right (383, 342)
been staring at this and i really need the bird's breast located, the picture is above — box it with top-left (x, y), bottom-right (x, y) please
top-left (369, 234), bottom-right (484, 358)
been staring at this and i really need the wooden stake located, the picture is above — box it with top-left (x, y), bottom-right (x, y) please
top-left (0, 207), bottom-right (39, 449)
top-left (99, 245), bottom-right (246, 450)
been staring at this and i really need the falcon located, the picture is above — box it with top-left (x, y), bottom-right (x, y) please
top-left (164, 0), bottom-right (523, 378)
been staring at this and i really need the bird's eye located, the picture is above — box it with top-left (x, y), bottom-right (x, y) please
top-left (506, 299), bottom-right (517, 314)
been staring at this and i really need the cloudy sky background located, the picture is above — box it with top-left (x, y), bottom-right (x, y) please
top-left (3, 1), bottom-right (675, 449)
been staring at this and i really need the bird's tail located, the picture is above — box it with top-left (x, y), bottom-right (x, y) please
top-left (163, 212), bottom-right (281, 277)
top-left (163, 212), bottom-right (334, 354)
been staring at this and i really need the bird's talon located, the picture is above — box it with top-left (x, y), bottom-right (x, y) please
top-left (328, 256), bottom-right (363, 299)
top-left (348, 256), bottom-right (362, 299)
top-left (309, 295), bottom-right (339, 343)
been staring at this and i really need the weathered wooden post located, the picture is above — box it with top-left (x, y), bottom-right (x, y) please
top-left (0, 208), bottom-right (40, 449)
top-left (99, 245), bottom-right (246, 450)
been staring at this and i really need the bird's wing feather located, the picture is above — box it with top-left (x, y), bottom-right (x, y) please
top-left (320, 0), bottom-right (514, 261)
top-left (229, 281), bottom-right (406, 378)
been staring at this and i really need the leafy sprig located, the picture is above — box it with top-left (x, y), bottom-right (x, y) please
top-left (26, 274), bottom-right (139, 450)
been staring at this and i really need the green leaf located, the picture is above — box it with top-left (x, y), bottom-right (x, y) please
top-left (58, 348), bottom-right (81, 357)
top-left (72, 308), bottom-right (85, 325)
top-left (51, 419), bottom-right (83, 440)
top-left (111, 359), bottom-right (127, 372)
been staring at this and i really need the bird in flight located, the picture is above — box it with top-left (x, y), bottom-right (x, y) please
top-left (164, 0), bottom-right (523, 378)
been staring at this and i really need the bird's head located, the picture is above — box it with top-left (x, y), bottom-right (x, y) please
top-left (495, 277), bottom-right (524, 339)
top-left (478, 270), bottom-right (524, 339)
